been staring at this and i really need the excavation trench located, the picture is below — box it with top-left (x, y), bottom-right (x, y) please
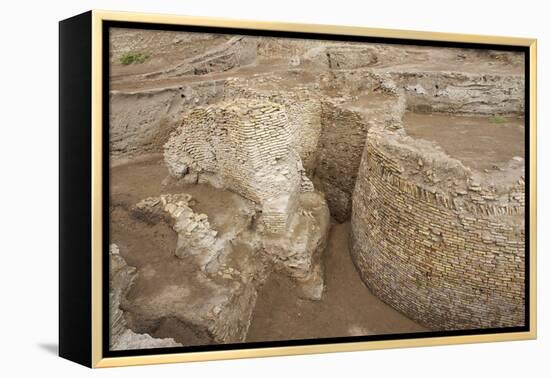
top-left (110, 107), bottom-right (527, 346)
top-left (108, 29), bottom-right (526, 345)
top-left (110, 157), bottom-right (426, 346)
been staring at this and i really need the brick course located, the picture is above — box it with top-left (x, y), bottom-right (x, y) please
top-left (351, 123), bottom-right (525, 330)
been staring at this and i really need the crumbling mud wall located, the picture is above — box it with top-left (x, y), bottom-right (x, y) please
top-left (351, 124), bottom-right (525, 330)
top-left (165, 99), bottom-right (314, 233)
top-left (320, 68), bottom-right (524, 116)
top-left (223, 76), bottom-right (323, 173)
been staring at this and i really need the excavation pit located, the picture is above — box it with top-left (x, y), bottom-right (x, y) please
top-left (107, 28), bottom-right (526, 349)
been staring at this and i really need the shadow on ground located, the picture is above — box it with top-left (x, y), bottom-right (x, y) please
top-left (38, 343), bottom-right (58, 355)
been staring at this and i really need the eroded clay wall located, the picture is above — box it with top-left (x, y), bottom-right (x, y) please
top-left (395, 71), bottom-right (525, 115)
top-left (350, 132), bottom-right (525, 330)
top-left (320, 69), bottom-right (524, 115)
top-left (110, 81), bottom-right (225, 162)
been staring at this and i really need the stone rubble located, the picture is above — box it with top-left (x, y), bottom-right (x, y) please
top-left (126, 187), bottom-right (329, 342)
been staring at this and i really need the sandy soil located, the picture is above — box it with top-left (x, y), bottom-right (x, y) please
top-left (403, 113), bottom-right (525, 171)
top-left (110, 157), bottom-right (254, 344)
top-left (110, 158), bottom-right (426, 345)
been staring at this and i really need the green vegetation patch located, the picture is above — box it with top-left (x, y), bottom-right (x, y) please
top-left (120, 52), bottom-right (150, 65)
top-left (490, 115), bottom-right (507, 124)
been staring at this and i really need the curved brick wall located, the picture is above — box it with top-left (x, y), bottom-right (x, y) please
top-left (350, 129), bottom-right (525, 330)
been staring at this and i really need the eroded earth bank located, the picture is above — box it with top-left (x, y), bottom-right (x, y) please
top-left (109, 28), bottom-right (525, 350)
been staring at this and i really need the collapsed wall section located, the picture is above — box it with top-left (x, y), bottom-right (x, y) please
top-left (124, 193), bottom-right (265, 344)
top-left (350, 126), bottom-right (525, 330)
top-left (109, 244), bottom-right (182, 350)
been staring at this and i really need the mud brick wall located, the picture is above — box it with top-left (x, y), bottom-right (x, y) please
top-left (350, 133), bottom-right (525, 330)
top-left (165, 99), bottom-right (311, 233)
top-left (313, 101), bottom-right (369, 222)
top-left (223, 77), bottom-right (322, 173)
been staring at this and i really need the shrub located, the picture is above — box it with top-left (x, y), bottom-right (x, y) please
top-left (120, 52), bottom-right (150, 65)
top-left (490, 115), bottom-right (506, 124)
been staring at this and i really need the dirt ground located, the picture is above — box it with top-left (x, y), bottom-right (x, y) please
top-left (109, 28), bottom-right (523, 92)
top-left (403, 113), bottom-right (525, 171)
top-left (110, 158), bottom-right (426, 345)
top-left (110, 156), bottom-right (256, 345)
top-left (247, 222), bottom-right (425, 342)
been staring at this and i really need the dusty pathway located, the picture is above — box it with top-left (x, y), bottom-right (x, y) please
top-left (246, 222), bottom-right (426, 342)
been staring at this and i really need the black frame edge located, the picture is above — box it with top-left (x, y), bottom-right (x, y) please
top-left (59, 10), bottom-right (93, 368)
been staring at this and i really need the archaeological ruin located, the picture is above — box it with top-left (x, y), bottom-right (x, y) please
top-left (108, 28), bottom-right (526, 350)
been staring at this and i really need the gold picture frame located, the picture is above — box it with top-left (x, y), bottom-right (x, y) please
top-left (59, 9), bottom-right (537, 368)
